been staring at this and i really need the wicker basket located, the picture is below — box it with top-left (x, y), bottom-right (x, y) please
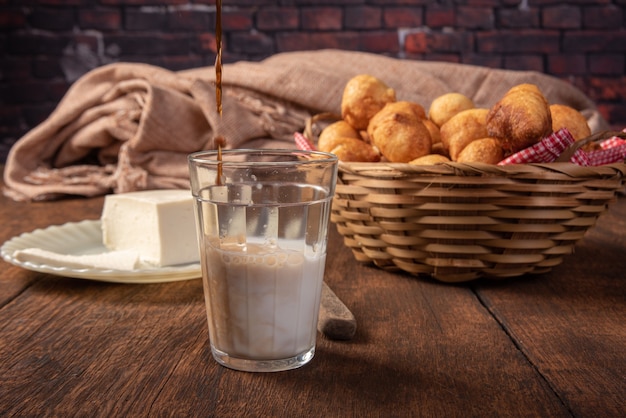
top-left (307, 116), bottom-right (626, 282)
top-left (333, 160), bottom-right (625, 282)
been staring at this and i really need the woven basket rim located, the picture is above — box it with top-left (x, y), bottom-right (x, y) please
top-left (338, 160), bottom-right (626, 179)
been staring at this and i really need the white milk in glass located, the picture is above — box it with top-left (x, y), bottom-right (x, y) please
top-left (195, 181), bottom-right (331, 364)
top-left (203, 241), bottom-right (325, 360)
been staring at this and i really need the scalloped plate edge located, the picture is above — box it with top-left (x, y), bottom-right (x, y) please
top-left (1, 220), bottom-right (202, 284)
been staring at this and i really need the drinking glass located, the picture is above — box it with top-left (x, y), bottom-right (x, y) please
top-left (188, 149), bottom-right (338, 372)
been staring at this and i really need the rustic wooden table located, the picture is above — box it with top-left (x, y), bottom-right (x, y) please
top-left (1, 180), bottom-right (624, 417)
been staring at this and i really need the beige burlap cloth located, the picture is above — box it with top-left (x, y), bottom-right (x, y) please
top-left (3, 49), bottom-right (608, 201)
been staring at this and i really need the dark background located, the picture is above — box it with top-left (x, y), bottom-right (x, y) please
top-left (2, 0), bottom-right (625, 162)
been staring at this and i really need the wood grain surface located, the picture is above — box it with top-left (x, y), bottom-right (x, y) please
top-left (1, 176), bottom-right (624, 417)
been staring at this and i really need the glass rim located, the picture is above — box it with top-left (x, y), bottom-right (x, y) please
top-left (188, 148), bottom-right (338, 166)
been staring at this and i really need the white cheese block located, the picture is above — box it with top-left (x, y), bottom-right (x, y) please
top-left (101, 189), bottom-right (199, 267)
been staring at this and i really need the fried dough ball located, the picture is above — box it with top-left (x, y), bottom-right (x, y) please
top-left (440, 108), bottom-right (489, 161)
top-left (550, 104), bottom-right (591, 141)
top-left (422, 118), bottom-right (441, 145)
top-left (341, 74), bottom-right (396, 130)
top-left (428, 93), bottom-right (475, 127)
top-left (367, 101), bottom-right (432, 163)
top-left (456, 137), bottom-right (504, 164)
top-left (319, 137), bottom-right (380, 163)
top-left (318, 120), bottom-right (361, 150)
top-left (318, 120), bottom-right (381, 162)
top-left (486, 83), bottom-right (552, 154)
top-left (319, 136), bottom-right (380, 162)
top-left (377, 100), bottom-right (427, 121)
top-left (409, 154), bottom-right (451, 165)
top-left (331, 140), bottom-right (381, 162)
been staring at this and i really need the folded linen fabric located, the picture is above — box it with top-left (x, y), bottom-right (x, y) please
top-left (3, 49), bottom-right (608, 201)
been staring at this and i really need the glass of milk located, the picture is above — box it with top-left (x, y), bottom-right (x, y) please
top-left (188, 149), bottom-right (338, 372)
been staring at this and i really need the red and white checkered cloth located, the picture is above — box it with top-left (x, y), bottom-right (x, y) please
top-left (498, 128), bottom-right (626, 166)
top-left (588, 136), bottom-right (626, 166)
top-left (294, 132), bottom-right (317, 151)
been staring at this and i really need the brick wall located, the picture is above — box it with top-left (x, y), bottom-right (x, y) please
top-left (2, 0), bottom-right (625, 162)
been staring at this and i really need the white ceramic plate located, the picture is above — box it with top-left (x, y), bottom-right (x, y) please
top-left (1, 220), bottom-right (202, 284)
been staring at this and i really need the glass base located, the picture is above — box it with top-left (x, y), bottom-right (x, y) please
top-left (211, 346), bottom-right (315, 372)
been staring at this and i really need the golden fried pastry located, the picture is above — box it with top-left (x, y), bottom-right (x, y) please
top-left (318, 120), bottom-right (361, 151)
top-left (376, 100), bottom-right (427, 121)
top-left (367, 101), bottom-right (432, 163)
top-left (440, 108), bottom-right (489, 161)
top-left (428, 92), bottom-right (475, 127)
top-left (456, 137), bottom-right (504, 164)
top-left (550, 104), bottom-right (591, 141)
top-left (486, 83), bottom-right (552, 154)
top-left (319, 136), bottom-right (380, 162)
top-left (409, 154), bottom-right (451, 165)
top-left (341, 74), bottom-right (396, 130)
top-left (422, 118), bottom-right (441, 145)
